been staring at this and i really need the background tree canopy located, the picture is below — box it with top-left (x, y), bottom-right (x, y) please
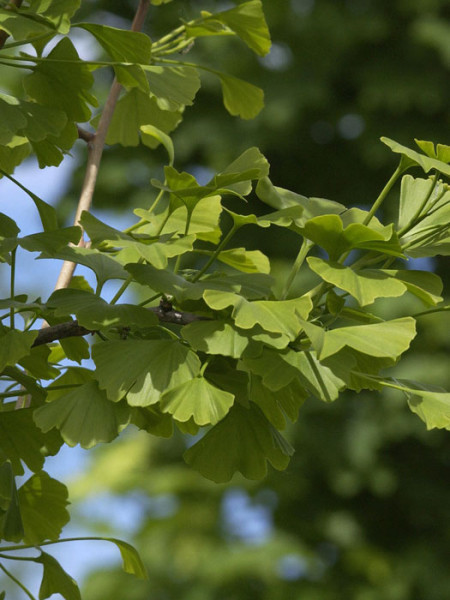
top-left (1, 0), bottom-right (449, 599)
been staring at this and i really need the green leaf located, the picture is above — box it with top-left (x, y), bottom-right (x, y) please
top-left (47, 288), bottom-right (158, 330)
top-left (0, 460), bottom-right (23, 542)
top-left (143, 65), bottom-right (201, 111)
top-left (160, 376), bottom-right (234, 426)
top-left (18, 471), bottom-right (69, 544)
top-left (379, 269), bottom-right (443, 305)
top-left (105, 538), bottom-right (148, 579)
top-left (39, 246), bottom-right (128, 287)
top-left (24, 37), bottom-right (96, 122)
top-left (256, 176), bottom-right (346, 215)
top-left (242, 347), bottom-right (345, 401)
top-left (22, 0), bottom-right (81, 35)
top-left (249, 376), bottom-right (306, 429)
top-left (76, 23), bottom-right (152, 63)
top-left (184, 403), bottom-right (293, 482)
top-left (219, 73), bottom-right (264, 119)
top-left (140, 124), bottom-right (174, 165)
top-left (0, 94), bottom-right (27, 145)
top-left (0, 408), bottom-right (62, 475)
top-left (92, 340), bottom-right (201, 406)
top-left (211, 0), bottom-right (271, 56)
top-left (0, 172), bottom-right (58, 231)
top-left (96, 89), bottom-right (182, 147)
top-left (217, 248), bottom-right (270, 273)
top-left (130, 406), bottom-right (173, 438)
top-left (307, 257), bottom-right (407, 306)
top-left (302, 214), bottom-right (403, 260)
top-left (0, 10), bottom-right (51, 41)
top-left (381, 137), bottom-right (450, 177)
top-left (34, 380), bottom-right (131, 448)
top-left (34, 551), bottom-right (81, 600)
top-left (415, 139), bottom-right (450, 163)
top-left (403, 380), bottom-right (450, 430)
top-left (20, 227), bottom-right (81, 253)
top-left (19, 344), bottom-right (59, 379)
top-left (399, 175), bottom-right (450, 257)
top-left (203, 290), bottom-right (312, 340)
top-left (0, 135), bottom-right (30, 174)
top-left (182, 320), bottom-right (250, 358)
top-left (0, 330), bottom-right (38, 372)
top-left (154, 195), bottom-right (222, 243)
top-left (314, 317), bottom-right (417, 360)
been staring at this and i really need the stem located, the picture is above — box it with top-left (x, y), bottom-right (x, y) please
top-left (281, 239), bottom-right (312, 300)
top-left (52, 0), bottom-right (151, 292)
top-left (10, 247), bottom-right (16, 329)
top-left (398, 172), bottom-right (438, 237)
top-left (0, 562), bottom-right (37, 600)
top-left (363, 161), bottom-right (404, 226)
top-left (412, 305), bottom-right (450, 319)
top-left (191, 225), bottom-right (237, 282)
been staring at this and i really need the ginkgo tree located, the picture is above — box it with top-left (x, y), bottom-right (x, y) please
top-left (0, 0), bottom-right (449, 598)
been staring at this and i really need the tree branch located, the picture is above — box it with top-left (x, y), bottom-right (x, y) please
top-left (33, 308), bottom-right (208, 347)
top-left (53, 0), bottom-right (151, 291)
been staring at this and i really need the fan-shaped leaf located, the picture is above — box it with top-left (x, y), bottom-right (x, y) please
top-left (184, 403), bottom-right (293, 482)
top-left (34, 381), bottom-right (131, 449)
top-left (18, 471), bottom-right (69, 544)
top-left (160, 376), bottom-right (234, 425)
top-left (92, 340), bottom-right (201, 406)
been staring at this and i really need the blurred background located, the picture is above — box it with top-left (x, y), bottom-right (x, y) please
top-left (2, 0), bottom-right (450, 598)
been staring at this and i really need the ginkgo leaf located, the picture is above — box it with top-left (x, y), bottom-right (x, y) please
top-left (203, 290), bottom-right (312, 340)
top-left (379, 269), bottom-right (443, 305)
top-left (47, 288), bottom-right (158, 330)
top-left (302, 214), bottom-right (403, 260)
top-left (76, 23), bottom-right (152, 63)
top-left (160, 376), bottom-right (234, 425)
top-left (24, 37), bottom-right (96, 122)
top-left (209, 0), bottom-right (271, 56)
top-left (38, 245), bottom-right (128, 286)
top-left (182, 320), bottom-right (250, 358)
top-left (19, 227), bottom-right (81, 253)
top-left (34, 551), bottom-right (81, 600)
top-left (143, 65), bottom-right (201, 111)
top-left (406, 383), bottom-right (450, 430)
top-left (95, 89), bottom-right (182, 148)
top-left (0, 408), bottom-right (62, 475)
top-left (217, 248), bottom-right (270, 273)
top-left (381, 137), bottom-right (450, 177)
top-left (249, 376), bottom-right (306, 429)
top-left (219, 73), bottom-right (264, 119)
top-left (92, 340), bottom-right (201, 406)
top-left (184, 403), bottom-right (293, 482)
top-left (256, 176), bottom-right (345, 215)
top-left (0, 460), bottom-right (24, 542)
top-left (18, 471), bottom-right (70, 544)
top-left (105, 538), bottom-right (148, 579)
top-left (317, 317), bottom-right (417, 360)
top-left (21, 0), bottom-right (81, 35)
top-left (0, 330), bottom-right (37, 372)
top-left (140, 124), bottom-right (174, 165)
top-left (34, 381), bottom-right (131, 448)
top-left (307, 257), bottom-right (407, 306)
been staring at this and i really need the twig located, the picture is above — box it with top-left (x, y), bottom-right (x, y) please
top-left (53, 0), bottom-right (151, 291)
top-left (33, 308), bottom-right (208, 347)
top-left (77, 125), bottom-right (95, 143)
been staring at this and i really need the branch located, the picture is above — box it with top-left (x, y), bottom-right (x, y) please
top-left (33, 308), bottom-right (208, 347)
top-left (53, 0), bottom-right (151, 291)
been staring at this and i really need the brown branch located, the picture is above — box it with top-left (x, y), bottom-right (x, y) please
top-left (0, 0), bottom-right (23, 50)
top-left (77, 126), bottom-right (95, 143)
top-left (53, 0), bottom-right (151, 291)
top-left (33, 308), bottom-right (208, 347)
